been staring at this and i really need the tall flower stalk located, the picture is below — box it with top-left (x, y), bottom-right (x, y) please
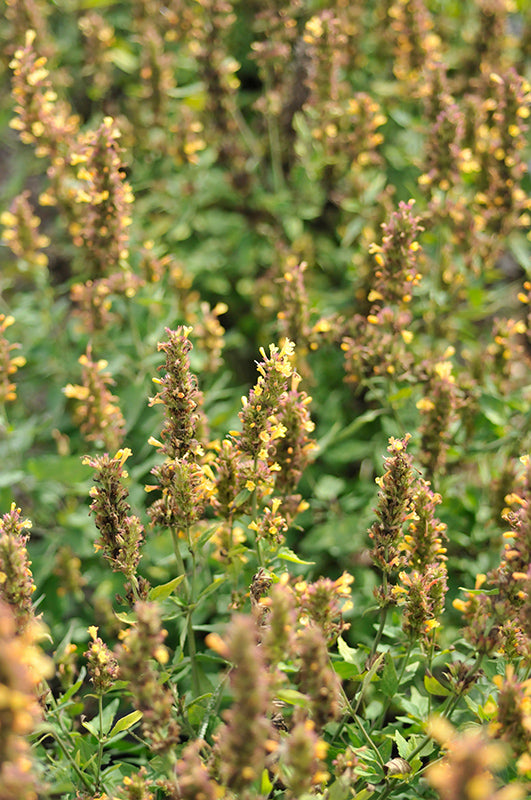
top-left (146, 326), bottom-right (211, 695)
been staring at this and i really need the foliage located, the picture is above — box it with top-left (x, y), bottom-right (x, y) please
top-left (0, 0), bottom-right (531, 798)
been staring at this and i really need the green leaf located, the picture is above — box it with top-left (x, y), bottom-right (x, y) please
top-left (57, 672), bottom-right (86, 707)
top-left (101, 698), bottom-right (120, 736)
top-left (260, 768), bottom-right (273, 795)
top-left (337, 636), bottom-right (361, 668)
top-left (148, 575), bottom-right (185, 601)
top-left (81, 719), bottom-right (99, 738)
top-left (276, 688), bottom-right (309, 708)
top-left (276, 547), bottom-right (314, 565)
top-left (424, 674), bottom-right (451, 697)
top-left (395, 730), bottom-right (409, 759)
top-left (198, 576), bottom-right (227, 601)
top-left (231, 488), bottom-right (251, 509)
top-left (114, 611), bottom-right (137, 624)
top-left (380, 653), bottom-right (399, 696)
top-left (108, 710), bottom-right (143, 739)
top-left (458, 586), bottom-right (499, 596)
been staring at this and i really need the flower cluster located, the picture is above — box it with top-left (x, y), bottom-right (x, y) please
top-left (78, 11), bottom-right (116, 104)
top-left (248, 498), bottom-right (288, 547)
top-left (53, 545), bottom-right (86, 601)
top-left (147, 456), bottom-right (213, 536)
top-left (3, 0), bottom-right (53, 58)
top-left (488, 665), bottom-right (531, 775)
top-left (276, 259), bottom-right (311, 362)
top-left (207, 614), bottom-right (276, 793)
top-left (0, 504), bottom-right (35, 630)
top-left (342, 201), bottom-right (422, 384)
top-left (250, 0), bottom-right (304, 168)
top-left (114, 767), bottom-right (154, 800)
top-left (83, 448), bottom-right (145, 590)
top-left (294, 572), bottom-right (353, 646)
top-left (238, 339), bottom-right (295, 462)
top-left (0, 190), bottom-right (50, 275)
top-left (188, 301), bottom-right (228, 373)
top-left (461, 0), bottom-right (516, 82)
top-left (393, 478), bottom-right (448, 640)
top-left (135, 21), bottom-right (176, 128)
top-left (0, 600), bottom-right (53, 800)
top-left (469, 70), bottom-right (531, 243)
top-left (426, 716), bottom-right (524, 800)
top-left (299, 11), bottom-right (385, 194)
top-left (454, 456), bottom-right (531, 660)
top-left (160, 740), bottom-right (217, 800)
top-left (64, 346), bottom-right (125, 451)
top-left (420, 98), bottom-right (465, 193)
top-left (148, 327), bottom-right (205, 460)
top-left (369, 435), bottom-right (416, 606)
top-left (486, 316), bottom-right (527, 390)
top-left (146, 328), bottom-right (214, 536)
top-left (277, 717), bottom-right (329, 797)
top-left (388, 0), bottom-right (442, 89)
top-left (296, 623), bottom-right (342, 730)
top-left (67, 116), bottom-right (134, 276)
top-left (9, 29), bottom-right (78, 160)
top-left (270, 373), bottom-right (316, 518)
top-left (116, 601), bottom-right (180, 753)
top-left (188, 0), bottom-right (245, 173)
top-left (0, 315), bottom-right (26, 405)
top-left (70, 271), bottom-right (142, 333)
top-left (84, 625), bottom-right (119, 694)
top-left (417, 355), bottom-right (461, 477)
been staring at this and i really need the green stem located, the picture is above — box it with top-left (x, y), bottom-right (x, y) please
top-left (264, 72), bottom-right (285, 193)
top-left (250, 457), bottom-right (264, 568)
top-left (171, 528), bottom-right (201, 697)
top-left (48, 727), bottom-right (95, 791)
top-left (45, 688), bottom-right (94, 791)
top-left (338, 683), bottom-right (385, 769)
top-left (94, 694), bottom-right (105, 793)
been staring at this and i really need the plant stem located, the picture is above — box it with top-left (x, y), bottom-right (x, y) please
top-left (45, 689), bottom-right (95, 791)
top-left (338, 683), bottom-right (385, 769)
top-left (94, 694), bottom-right (105, 793)
top-left (171, 528), bottom-right (201, 697)
top-left (264, 72), bottom-right (285, 194)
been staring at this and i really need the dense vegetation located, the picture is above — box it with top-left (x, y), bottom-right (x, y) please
top-left (1, 1), bottom-right (531, 798)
